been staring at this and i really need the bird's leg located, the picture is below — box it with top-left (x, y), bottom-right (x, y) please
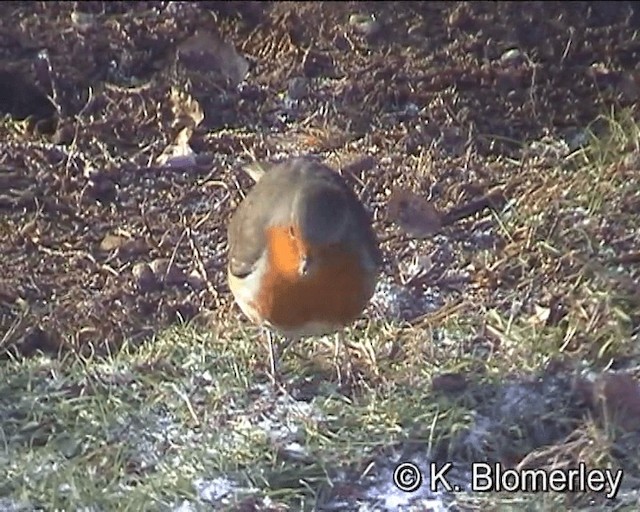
top-left (338, 331), bottom-right (356, 386)
top-left (334, 332), bottom-right (355, 385)
top-left (333, 332), bottom-right (343, 384)
top-left (265, 328), bottom-right (278, 383)
top-left (265, 330), bottom-right (296, 388)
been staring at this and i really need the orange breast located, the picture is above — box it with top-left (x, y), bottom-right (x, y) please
top-left (255, 225), bottom-right (372, 332)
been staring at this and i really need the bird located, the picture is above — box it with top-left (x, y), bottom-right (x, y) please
top-left (227, 156), bottom-right (382, 380)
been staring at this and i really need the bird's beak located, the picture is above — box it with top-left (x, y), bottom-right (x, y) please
top-left (298, 254), bottom-right (314, 277)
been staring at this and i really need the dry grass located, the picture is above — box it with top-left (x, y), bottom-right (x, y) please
top-left (2, 110), bottom-right (639, 511)
top-left (2, 2), bottom-right (640, 510)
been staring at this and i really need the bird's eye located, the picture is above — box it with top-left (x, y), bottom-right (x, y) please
top-left (288, 226), bottom-right (296, 238)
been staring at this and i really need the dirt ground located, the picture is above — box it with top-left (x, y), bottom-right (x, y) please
top-left (1, 1), bottom-right (639, 356)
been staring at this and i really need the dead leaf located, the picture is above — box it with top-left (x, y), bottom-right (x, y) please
top-left (169, 87), bottom-right (204, 128)
top-left (398, 254), bottom-right (433, 285)
top-left (529, 304), bottom-right (551, 327)
top-left (177, 30), bottom-right (249, 87)
top-left (387, 188), bottom-right (443, 238)
top-left (99, 233), bottom-right (128, 252)
top-left (241, 160), bottom-right (268, 183)
top-left (584, 372), bottom-right (640, 432)
top-left (441, 186), bottom-right (507, 225)
top-left (156, 127), bottom-right (196, 168)
top-left (70, 11), bottom-right (96, 32)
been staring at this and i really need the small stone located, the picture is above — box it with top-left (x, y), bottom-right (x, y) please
top-left (149, 258), bottom-right (186, 286)
top-left (348, 13), bottom-right (381, 38)
top-left (187, 270), bottom-right (206, 291)
top-left (132, 262), bottom-right (159, 292)
top-left (500, 48), bottom-right (525, 66)
top-left (287, 77), bottom-right (308, 101)
top-left (432, 373), bottom-right (469, 393)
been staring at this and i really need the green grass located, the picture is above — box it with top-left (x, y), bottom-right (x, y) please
top-left (2, 109), bottom-right (640, 510)
top-left (0, 322), bottom-right (475, 510)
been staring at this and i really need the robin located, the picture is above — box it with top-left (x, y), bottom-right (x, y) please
top-left (227, 156), bottom-right (382, 378)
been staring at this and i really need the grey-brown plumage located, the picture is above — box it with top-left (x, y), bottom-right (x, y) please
top-left (227, 157), bottom-right (381, 281)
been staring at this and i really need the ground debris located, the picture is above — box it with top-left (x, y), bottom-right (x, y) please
top-left (1, 1), bottom-right (639, 360)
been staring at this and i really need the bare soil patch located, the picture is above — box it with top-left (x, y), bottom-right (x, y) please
top-left (1, 1), bottom-right (639, 356)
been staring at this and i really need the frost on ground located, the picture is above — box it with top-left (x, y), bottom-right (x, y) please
top-left (3, 337), bottom-right (639, 510)
top-left (172, 456), bottom-right (465, 512)
top-left (359, 464), bottom-right (466, 512)
top-left (0, 498), bottom-right (33, 512)
top-left (371, 278), bottom-right (443, 323)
